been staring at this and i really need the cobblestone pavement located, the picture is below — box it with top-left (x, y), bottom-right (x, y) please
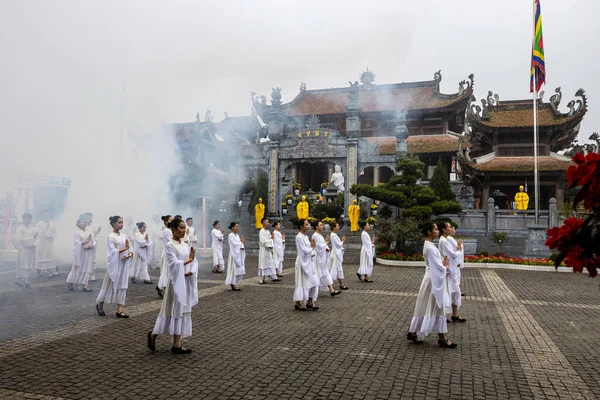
top-left (0, 258), bottom-right (599, 399)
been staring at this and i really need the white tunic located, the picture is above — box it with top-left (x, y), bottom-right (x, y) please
top-left (225, 233), bottom-right (246, 285)
top-left (132, 231), bottom-right (152, 281)
top-left (328, 232), bottom-right (345, 281)
top-left (258, 228), bottom-right (276, 277)
top-left (439, 236), bottom-right (463, 305)
top-left (35, 221), bottom-right (57, 270)
top-left (357, 230), bottom-right (374, 276)
top-left (293, 232), bottom-right (319, 303)
top-left (313, 232), bottom-right (333, 290)
top-left (96, 232), bottom-right (132, 305)
top-left (16, 225), bottom-right (36, 279)
top-left (409, 241), bottom-right (450, 341)
top-left (157, 228), bottom-right (173, 289)
top-left (211, 228), bottom-right (225, 269)
top-left (273, 230), bottom-right (285, 273)
top-left (152, 240), bottom-right (199, 338)
top-left (187, 226), bottom-right (197, 244)
top-left (66, 229), bottom-right (96, 285)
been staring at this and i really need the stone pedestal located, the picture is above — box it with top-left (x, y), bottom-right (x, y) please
top-left (241, 193), bottom-right (253, 229)
top-left (451, 181), bottom-right (474, 210)
top-left (523, 224), bottom-right (551, 258)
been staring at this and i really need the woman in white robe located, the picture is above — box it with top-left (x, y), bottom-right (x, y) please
top-left (15, 213), bottom-right (36, 289)
top-left (211, 220), bottom-right (225, 273)
top-left (449, 225), bottom-right (466, 297)
top-left (156, 215), bottom-right (174, 298)
top-left (82, 212), bottom-right (101, 282)
top-left (96, 216), bottom-right (133, 318)
top-left (148, 218), bottom-right (198, 355)
top-left (294, 218), bottom-right (319, 311)
top-left (356, 221), bottom-right (375, 282)
top-left (225, 222), bottom-right (245, 291)
top-left (328, 222), bottom-right (348, 290)
top-left (258, 218), bottom-right (279, 283)
top-left (35, 212), bottom-right (58, 277)
top-left (407, 222), bottom-right (457, 348)
top-left (313, 221), bottom-right (341, 297)
top-left (131, 222), bottom-right (153, 284)
top-left (273, 221), bottom-right (285, 278)
top-left (439, 222), bottom-right (466, 322)
top-left (66, 217), bottom-right (96, 292)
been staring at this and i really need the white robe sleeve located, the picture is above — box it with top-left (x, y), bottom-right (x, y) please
top-left (73, 232), bottom-right (84, 268)
top-left (18, 227), bottom-right (35, 248)
top-left (274, 231), bottom-right (284, 260)
top-left (426, 244), bottom-right (448, 309)
top-left (165, 244), bottom-right (192, 307)
top-left (106, 236), bottom-right (121, 283)
top-left (296, 234), bottom-right (314, 275)
top-left (441, 237), bottom-right (462, 262)
top-left (331, 233), bottom-right (344, 264)
top-left (361, 231), bottom-right (373, 258)
top-left (228, 233), bottom-right (243, 269)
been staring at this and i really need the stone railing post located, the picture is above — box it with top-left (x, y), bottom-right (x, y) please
top-left (241, 193), bottom-right (252, 229)
top-left (549, 197), bottom-right (557, 229)
top-left (487, 197), bottom-right (496, 234)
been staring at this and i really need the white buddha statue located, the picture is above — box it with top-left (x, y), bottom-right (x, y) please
top-left (331, 165), bottom-right (345, 193)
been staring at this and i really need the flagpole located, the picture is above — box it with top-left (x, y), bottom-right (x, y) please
top-left (532, 1), bottom-right (540, 225)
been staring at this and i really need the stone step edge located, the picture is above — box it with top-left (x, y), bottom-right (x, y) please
top-left (375, 258), bottom-right (573, 273)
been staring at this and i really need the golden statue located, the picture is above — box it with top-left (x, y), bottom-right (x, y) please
top-left (514, 185), bottom-right (529, 210)
top-left (348, 199), bottom-right (360, 232)
top-left (296, 195), bottom-right (309, 220)
top-left (255, 198), bottom-right (265, 229)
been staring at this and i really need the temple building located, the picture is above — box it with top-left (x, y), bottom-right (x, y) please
top-left (458, 87), bottom-right (588, 208)
top-left (164, 70), bottom-right (589, 215)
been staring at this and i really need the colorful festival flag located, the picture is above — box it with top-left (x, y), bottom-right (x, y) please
top-left (530, 0), bottom-right (546, 92)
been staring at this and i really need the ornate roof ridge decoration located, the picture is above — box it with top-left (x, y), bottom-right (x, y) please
top-left (305, 114), bottom-right (321, 130)
top-left (359, 68), bottom-right (376, 89)
top-left (563, 132), bottom-right (600, 156)
top-left (253, 71), bottom-right (475, 117)
top-left (467, 87), bottom-right (588, 125)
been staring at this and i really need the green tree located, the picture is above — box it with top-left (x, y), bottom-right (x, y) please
top-left (242, 170), bottom-right (268, 214)
top-left (429, 159), bottom-right (455, 201)
top-left (350, 155), bottom-right (461, 219)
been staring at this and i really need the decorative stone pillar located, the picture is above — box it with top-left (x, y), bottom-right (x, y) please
top-left (395, 111), bottom-right (408, 156)
top-left (548, 197), bottom-right (557, 229)
top-left (267, 142), bottom-right (279, 215)
top-left (487, 197), bottom-right (496, 235)
top-left (373, 166), bottom-right (380, 186)
top-left (344, 81), bottom-right (360, 214)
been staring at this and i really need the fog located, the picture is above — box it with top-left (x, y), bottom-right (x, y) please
top-left (0, 0), bottom-right (598, 263)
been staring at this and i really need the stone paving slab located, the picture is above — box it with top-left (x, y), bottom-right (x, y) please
top-left (0, 261), bottom-right (598, 399)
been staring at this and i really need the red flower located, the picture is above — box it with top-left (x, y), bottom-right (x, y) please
top-left (545, 217), bottom-right (584, 251)
top-left (567, 152), bottom-right (600, 210)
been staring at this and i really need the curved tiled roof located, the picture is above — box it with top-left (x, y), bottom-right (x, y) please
top-left (471, 155), bottom-right (572, 172)
top-left (365, 134), bottom-right (468, 155)
top-left (280, 81), bottom-right (472, 117)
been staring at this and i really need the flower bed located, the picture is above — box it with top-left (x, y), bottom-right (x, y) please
top-left (378, 251), bottom-right (560, 267)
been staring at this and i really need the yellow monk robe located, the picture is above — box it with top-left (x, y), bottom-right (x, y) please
top-left (348, 200), bottom-right (360, 232)
top-left (255, 198), bottom-right (265, 229)
top-left (515, 188), bottom-right (529, 211)
top-left (297, 196), bottom-right (309, 220)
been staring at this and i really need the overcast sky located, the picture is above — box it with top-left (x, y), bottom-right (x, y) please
top-left (1, 0), bottom-right (598, 193)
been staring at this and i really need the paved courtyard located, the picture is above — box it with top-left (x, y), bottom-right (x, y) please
top-left (0, 258), bottom-right (599, 400)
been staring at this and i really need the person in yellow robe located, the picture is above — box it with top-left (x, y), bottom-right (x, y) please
top-left (348, 199), bottom-right (360, 232)
top-left (297, 196), bottom-right (309, 220)
top-left (515, 185), bottom-right (529, 210)
top-left (255, 198), bottom-right (265, 229)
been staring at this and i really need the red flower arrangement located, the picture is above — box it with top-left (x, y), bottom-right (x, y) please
top-left (546, 152), bottom-right (600, 277)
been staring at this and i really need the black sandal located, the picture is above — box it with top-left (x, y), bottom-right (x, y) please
top-left (171, 346), bottom-right (192, 354)
top-left (356, 273), bottom-right (362, 281)
top-left (147, 331), bottom-right (156, 351)
top-left (306, 304), bottom-right (319, 311)
top-left (95, 303), bottom-right (105, 316)
top-left (82, 287), bottom-right (93, 292)
top-left (294, 305), bottom-right (307, 311)
top-left (451, 316), bottom-right (467, 323)
top-left (406, 332), bottom-right (424, 344)
top-left (116, 311), bottom-right (129, 319)
top-left (438, 339), bottom-right (457, 349)
top-left (330, 291), bottom-right (342, 297)
top-left (340, 285), bottom-right (349, 290)
top-left (231, 287), bottom-right (241, 291)
top-left (143, 280), bottom-right (153, 285)
top-left (68, 283), bottom-right (74, 291)
top-left (156, 287), bottom-right (163, 298)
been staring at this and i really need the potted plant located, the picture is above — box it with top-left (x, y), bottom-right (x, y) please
top-left (293, 183), bottom-right (301, 196)
top-left (307, 216), bottom-right (316, 228)
top-left (285, 194), bottom-right (293, 205)
top-left (370, 203), bottom-right (378, 216)
top-left (366, 216), bottom-right (377, 226)
top-left (489, 232), bottom-right (509, 255)
top-left (281, 203), bottom-right (288, 215)
top-left (322, 217), bottom-right (336, 230)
